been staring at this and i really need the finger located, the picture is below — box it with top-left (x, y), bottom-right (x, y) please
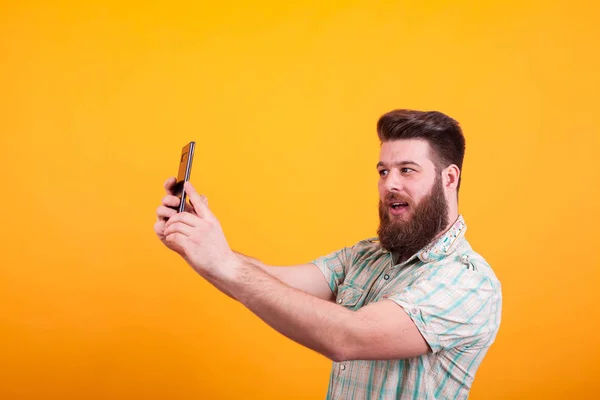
top-left (154, 219), bottom-right (166, 237)
top-left (164, 231), bottom-right (188, 249)
top-left (164, 221), bottom-right (195, 237)
top-left (183, 201), bottom-right (196, 213)
top-left (156, 205), bottom-right (178, 221)
top-left (162, 193), bottom-right (197, 215)
top-left (162, 194), bottom-right (181, 209)
top-left (165, 211), bottom-right (200, 229)
top-left (185, 182), bottom-right (214, 220)
top-left (164, 177), bottom-right (177, 195)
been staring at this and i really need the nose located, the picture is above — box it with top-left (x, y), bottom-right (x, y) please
top-left (384, 169), bottom-right (403, 193)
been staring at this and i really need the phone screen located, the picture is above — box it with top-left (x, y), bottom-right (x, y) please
top-left (173, 141), bottom-right (195, 213)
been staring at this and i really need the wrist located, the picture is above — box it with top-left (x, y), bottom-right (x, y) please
top-left (217, 251), bottom-right (248, 285)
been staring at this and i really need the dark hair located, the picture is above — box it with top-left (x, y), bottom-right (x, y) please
top-left (377, 109), bottom-right (466, 191)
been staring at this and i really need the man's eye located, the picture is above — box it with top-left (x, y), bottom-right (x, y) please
top-left (378, 170), bottom-right (388, 177)
top-left (401, 168), bottom-right (415, 174)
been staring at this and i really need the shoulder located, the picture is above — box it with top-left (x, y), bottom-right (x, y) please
top-left (312, 237), bottom-right (384, 270)
top-left (321, 237), bottom-right (390, 276)
top-left (346, 237), bottom-right (392, 269)
top-left (457, 241), bottom-right (502, 290)
top-left (351, 237), bottom-right (385, 256)
top-left (421, 242), bottom-right (502, 300)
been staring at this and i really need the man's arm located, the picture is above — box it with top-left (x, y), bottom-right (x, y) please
top-left (235, 251), bottom-right (335, 301)
top-left (162, 183), bottom-right (429, 362)
top-left (200, 251), bottom-right (334, 303)
top-left (208, 259), bottom-right (430, 362)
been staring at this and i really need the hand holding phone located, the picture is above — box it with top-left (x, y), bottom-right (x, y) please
top-left (172, 141), bottom-right (195, 213)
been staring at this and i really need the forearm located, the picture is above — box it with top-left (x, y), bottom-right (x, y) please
top-left (206, 252), bottom-right (267, 301)
top-left (234, 251), bottom-right (267, 269)
top-left (220, 260), bottom-right (355, 361)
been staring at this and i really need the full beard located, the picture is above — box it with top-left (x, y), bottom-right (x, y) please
top-left (377, 176), bottom-right (449, 260)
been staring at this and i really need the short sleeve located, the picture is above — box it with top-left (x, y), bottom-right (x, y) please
top-left (310, 247), bottom-right (353, 296)
top-left (387, 264), bottom-right (501, 353)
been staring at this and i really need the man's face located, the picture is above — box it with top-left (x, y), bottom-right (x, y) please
top-left (376, 139), bottom-right (449, 255)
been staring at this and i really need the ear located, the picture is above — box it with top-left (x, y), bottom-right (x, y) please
top-left (442, 164), bottom-right (460, 192)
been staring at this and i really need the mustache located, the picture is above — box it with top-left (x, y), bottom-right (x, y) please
top-left (382, 192), bottom-right (413, 206)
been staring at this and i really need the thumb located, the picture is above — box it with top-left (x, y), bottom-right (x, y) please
top-left (185, 181), bottom-right (214, 220)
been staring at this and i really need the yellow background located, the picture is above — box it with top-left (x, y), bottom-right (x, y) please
top-left (1, 1), bottom-right (599, 399)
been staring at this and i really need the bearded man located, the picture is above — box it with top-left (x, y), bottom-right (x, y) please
top-left (154, 109), bottom-right (502, 400)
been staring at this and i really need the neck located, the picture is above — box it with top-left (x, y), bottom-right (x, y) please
top-left (437, 212), bottom-right (459, 240)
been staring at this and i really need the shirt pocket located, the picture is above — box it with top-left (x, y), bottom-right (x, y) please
top-left (336, 283), bottom-right (364, 310)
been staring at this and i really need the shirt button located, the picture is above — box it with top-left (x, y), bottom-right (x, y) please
top-left (384, 274), bottom-right (390, 280)
top-left (337, 299), bottom-right (342, 304)
top-left (340, 364), bottom-right (346, 371)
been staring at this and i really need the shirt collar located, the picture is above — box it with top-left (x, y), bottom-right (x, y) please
top-left (387, 215), bottom-right (467, 265)
top-left (416, 215), bottom-right (467, 263)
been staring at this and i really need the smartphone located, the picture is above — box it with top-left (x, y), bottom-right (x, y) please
top-left (172, 141), bottom-right (195, 213)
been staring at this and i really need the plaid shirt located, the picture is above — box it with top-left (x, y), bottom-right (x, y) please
top-left (312, 215), bottom-right (502, 399)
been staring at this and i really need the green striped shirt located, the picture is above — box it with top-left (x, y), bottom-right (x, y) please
top-left (312, 215), bottom-right (502, 399)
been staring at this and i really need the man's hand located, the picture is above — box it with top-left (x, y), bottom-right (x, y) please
top-left (162, 181), bottom-right (238, 281)
top-left (154, 177), bottom-right (196, 245)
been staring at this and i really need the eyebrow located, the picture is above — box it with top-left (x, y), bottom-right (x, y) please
top-left (376, 161), bottom-right (422, 169)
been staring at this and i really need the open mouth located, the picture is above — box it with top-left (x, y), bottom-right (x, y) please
top-left (389, 201), bottom-right (409, 216)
